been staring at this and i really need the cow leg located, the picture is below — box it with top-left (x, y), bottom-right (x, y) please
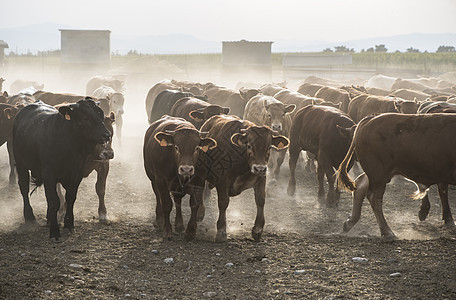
top-left (437, 183), bottom-right (455, 227)
top-left (252, 177), bottom-right (266, 241)
top-left (150, 179), bottom-right (163, 230)
top-left (116, 115), bottom-right (123, 140)
top-left (43, 178), bottom-right (61, 239)
top-left (316, 161), bottom-right (325, 201)
top-left (63, 183), bottom-right (80, 234)
top-left (173, 193), bottom-right (185, 233)
top-left (155, 179), bottom-right (173, 240)
top-left (343, 173), bottom-right (368, 232)
top-left (17, 163), bottom-right (35, 223)
top-left (319, 155), bottom-right (338, 207)
top-left (287, 143), bottom-right (301, 196)
top-left (95, 163), bottom-right (109, 223)
top-left (304, 151), bottom-right (316, 173)
top-left (56, 183), bottom-right (66, 221)
top-left (185, 186), bottom-right (204, 241)
top-left (198, 181), bottom-right (211, 222)
top-left (7, 141), bottom-right (16, 185)
top-left (215, 186), bottom-right (230, 243)
top-left (367, 182), bottom-right (395, 239)
top-left (274, 149), bottom-right (286, 179)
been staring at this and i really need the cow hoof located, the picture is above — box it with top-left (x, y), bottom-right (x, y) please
top-left (287, 185), bottom-right (295, 196)
top-left (343, 220), bottom-right (354, 232)
top-left (175, 225), bottom-right (185, 233)
top-left (382, 235), bottom-right (397, 242)
top-left (185, 229), bottom-right (196, 242)
top-left (444, 220), bottom-right (455, 228)
top-left (418, 204), bottom-right (430, 222)
top-left (251, 228), bottom-right (263, 242)
top-left (215, 231), bottom-right (227, 243)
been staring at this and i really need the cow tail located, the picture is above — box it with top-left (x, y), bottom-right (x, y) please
top-left (336, 137), bottom-right (356, 192)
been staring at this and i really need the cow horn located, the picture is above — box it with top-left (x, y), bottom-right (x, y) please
top-left (240, 128), bottom-right (247, 133)
top-left (165, 130), bottom-right (175, 135)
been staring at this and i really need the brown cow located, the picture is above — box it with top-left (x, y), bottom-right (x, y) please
top-left (145, 81), bottom-right (181, 123)
top-left (297, 83), bottom-right (325, 97)
top-left (204, 85), bottom-right (257, 118)
top-left (198, 114), bottom-right (289, 242)
top-left (58, 112), bottom-right (115, 222)
top-left (314, 86), bottom-right (351, 113)
top-left (143, 115), bottom-right (217, 240)
top-left (337, 113), bottom-right (456, 238)
top-left (273, 90), bottom-right (323, 119)
top-left (0, 103), bottom-right (24, 184)
top-left (348, 94), bottom-right (419, 123)
top-left (86, 76), bottom-right (124, 95)
top-left (389, 88), bottom-right (430, 101)
top-left (366, 87), bottom-right (390, 96)
top-left (287, 105), bottom-right (355, 206)
top-left (390, 78), bottom-right (431, 92)
top-left (170, 97), bottom-right (230, 129)
top-left (259, 84), bottom-right (286, 96)
top-left (34, 91), bottom-right (85, 106)
top-left (243, 95), bottom-right (295, 178)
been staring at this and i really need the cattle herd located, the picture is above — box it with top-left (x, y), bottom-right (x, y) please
top-left (1, 72), bottom-right (456, 244)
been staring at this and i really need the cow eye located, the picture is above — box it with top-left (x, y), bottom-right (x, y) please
top-left (174, 145), bottom-right (179, 151)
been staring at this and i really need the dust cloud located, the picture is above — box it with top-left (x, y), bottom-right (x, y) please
top-left (0, 59), bottom-right (454, 242)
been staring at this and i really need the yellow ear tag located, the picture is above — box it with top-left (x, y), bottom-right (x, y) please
top-left (278, 142), bottom-right (284, 148)
top-left (65, 113), bottom-right (71, 121)
top-left (6, 114), bottom-right (11, 120)
top-left (201, 145), bottom-right (209, 152)
top-left (159, 140), bottom-right (168, 147)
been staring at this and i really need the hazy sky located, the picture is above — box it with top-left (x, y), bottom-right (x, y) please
top-left (2, 0), bottom-right (456, 42)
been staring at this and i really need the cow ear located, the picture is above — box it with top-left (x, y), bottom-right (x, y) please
top-left (58, 105), bottom-right (73, 121)
top-left (189, 110), bottom-right (204, 122)
top-left (337, 124), bottom-right (356, 139)
top-left (109, 111), bottom-right (116, 123)
top-left (223, 107), bottom-right (230, 114)
top-left (4, 108), bottom-right (15, 120)
top-left (285, 104), bottom-right (296, 114)
top-left (393, 101), bottom-right (401, 112)
top-left (231, 132), bottom-right (247, 147)
top-left (3, 91), bottom-right (8, 97)
top-left (199, 137), bottom-right (217, 152)
top-left (154, 132), bottom-right (174, 147)
top-left (271, 135), bottom-right (289, 150)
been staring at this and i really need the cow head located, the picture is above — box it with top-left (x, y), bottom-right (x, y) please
top-left (109, 93), bottom-right (125, 116)
top-left (1, 104), bottom-right (24, 137)
top-left (58, 97), bottom-right (111, 146)
top-left (92, 112), bottom-right (115, 160)
top-left (154, 128), bottom-right (217, 181)
top-left (239, 88), bottom-right (260, 101)
top-left (263, 102), bottom-right (296, 133)
top-left (231, 126), bottom-right (289, 176)
top-left (189, 105), bottom-right (230, 123)
top-left (394, 99), bottom-right (420, 114)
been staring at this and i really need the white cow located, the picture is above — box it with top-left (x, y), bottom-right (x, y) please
top-left (93, 85), bottom-right (125, 139)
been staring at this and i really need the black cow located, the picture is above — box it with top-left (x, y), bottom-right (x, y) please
top-left (148, 89), bottom-right (207, 124)
top-left (13, 98), bottom-right (111, 239)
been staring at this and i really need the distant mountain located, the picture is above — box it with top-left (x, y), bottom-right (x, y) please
top-left (0, 22), bottom-right (454, 54)
top-left (111, 34), bottom-right (220, 54)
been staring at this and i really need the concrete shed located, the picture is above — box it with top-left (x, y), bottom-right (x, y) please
top-left (59, 29), bottom-right (111, 73)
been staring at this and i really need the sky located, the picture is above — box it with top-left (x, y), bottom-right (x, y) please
top-left (1, 0), bottom-right (456, 43)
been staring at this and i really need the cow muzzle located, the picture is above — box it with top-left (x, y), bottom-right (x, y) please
top-left (96, 142), bottom-right (114, 160)
top-left (271, 124), bottom-right (282, 132)
top-left (251, 164), bottom-right (267, 176)
top-left (178, 165), bottom-right (195, 177)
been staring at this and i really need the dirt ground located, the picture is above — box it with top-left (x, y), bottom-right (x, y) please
top-left (1, 82), bottom-right (456, 299)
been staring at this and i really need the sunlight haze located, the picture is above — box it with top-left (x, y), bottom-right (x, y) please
top-left (2, 0), bottom-right (456, 42)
